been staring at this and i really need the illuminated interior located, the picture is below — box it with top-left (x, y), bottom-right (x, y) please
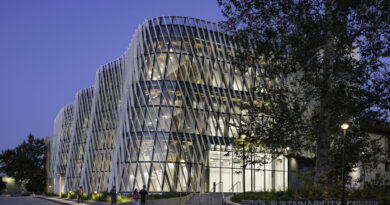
top-left (49, 16), bottom-right (287, 193)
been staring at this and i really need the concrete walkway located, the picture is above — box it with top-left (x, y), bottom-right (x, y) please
top-left (36, 194), bottom-right (194, 205)
top-left (0, 196), bottom-right (60, 205)
top-left (35, 196), bottom-right (118, 205)
top-left (185, 193), bottom-right (224, 205)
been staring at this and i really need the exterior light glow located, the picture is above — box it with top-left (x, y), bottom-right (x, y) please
top-left (48, 16), bottom-right (290, 194)
top-left (341, 123), bottom-right (349, 130)
top-left (4, 177), bottom-right (13, 183)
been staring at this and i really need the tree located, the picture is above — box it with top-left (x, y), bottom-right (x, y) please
top-left (0, 134), bottom-right (46, 193)
top-left (0, 176), bottom-right (6, 192)
top-left (218, 0), bottom-right (389, 185)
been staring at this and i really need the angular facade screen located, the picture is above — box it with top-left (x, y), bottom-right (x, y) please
top-left (49, 16), bottom-right (288, 193)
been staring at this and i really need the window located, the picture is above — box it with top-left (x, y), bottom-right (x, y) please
top-left (385, 162), bottom-right (390, 172)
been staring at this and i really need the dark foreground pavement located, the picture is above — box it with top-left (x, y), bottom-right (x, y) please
top-left (0, 196), bottom-right (60, 205)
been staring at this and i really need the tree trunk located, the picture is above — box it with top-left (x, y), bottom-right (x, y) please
top-left (314, 97), bottom-right (332, 184)
top-left (314, 0), bottom-right (335, 185)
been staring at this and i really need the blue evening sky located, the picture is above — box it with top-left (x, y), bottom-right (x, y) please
top-left (0, 0), bottom-right (224, 150)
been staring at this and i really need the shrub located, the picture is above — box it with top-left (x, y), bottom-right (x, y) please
top-left (117, 194), bottom-right (132, 203)
top-left (230, 185), bottom-right (389, 204)
top-left (58, 192), bottom-right (66, 198)
top-left (45, 192), bottom-right (58, 197)
top-left (49, 191), bottom-right (192, 203)
top-left (68, 192), bottom-right (78, 199)
top-left (82, 193), bottom-right (92, 200)
top-left (92, 191), bottom-right (110, 202)
top-left (148, 192), bottom-right (189, 200)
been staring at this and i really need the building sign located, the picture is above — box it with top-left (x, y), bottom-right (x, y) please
top-left (242, 200), bottom-right (379, 205)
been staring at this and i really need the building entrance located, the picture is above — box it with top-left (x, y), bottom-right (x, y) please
top-left (208, 150), bottom-right (288, 192)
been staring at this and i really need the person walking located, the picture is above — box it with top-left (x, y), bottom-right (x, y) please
top-left (110, 186), bottom-right (117, 205)
top-left (139, 185), bottom-right (148, 205)
top-left (77, 186), bottom-right (83, 204)
top-left (132, 189), bottom-right (140, 205)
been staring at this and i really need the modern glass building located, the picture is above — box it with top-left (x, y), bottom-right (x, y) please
top-left (65, 88), bottom-right (93, 192)
top-left (49, 16), bottom-right (289, 194)
top-left (50, 104), bottom-right (73, 193)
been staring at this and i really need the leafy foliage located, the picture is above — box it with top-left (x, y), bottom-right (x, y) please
top-left (0, 134), bottom-right (46, 193)
top-left (231, 187), bottom-right (390, 204)
top-left (148, 192), bottom-right (189, 200)
top-left (231, 174), bottom-right (390, 203)
top-left (54, 191), bottom-right (186, 203)
top-left (218, 0), bottom-right (390, 184)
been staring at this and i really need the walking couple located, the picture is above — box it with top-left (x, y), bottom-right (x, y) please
top-left (132, 185), bottom-right (148, 205)
top-left (109, 185), bottom-right (148, 205)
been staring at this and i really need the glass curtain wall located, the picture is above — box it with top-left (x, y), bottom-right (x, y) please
top-left (64, 88), bottom-right (94, 192)
top-left (50, 104), bottom-right (73, 193)
top-left (50, 16), bottom-right (287, 193)
top-left (80, 60), bottom-right (124, 193)
top-left (208, 149), bottom-right (288, 192)
top-left (113, 16), bottom-right (285, 193)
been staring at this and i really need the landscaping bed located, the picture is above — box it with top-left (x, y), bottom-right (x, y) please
top-left (230, 188), bottom-right (390, 205)
top-left (46, 191), bottom-right (189, 203)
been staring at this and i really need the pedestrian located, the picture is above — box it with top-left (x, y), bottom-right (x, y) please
top-left (77, 186), bottom-right (83, 204)
top-left (139, 185), bottom-right (148, 205)
top-left (132, 189), bottom-right (140, 205)
top-left (110, 186), bottom-right (117, 205)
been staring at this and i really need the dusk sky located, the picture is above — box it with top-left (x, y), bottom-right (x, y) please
top-left (0, 0), bottom-right (224, 151)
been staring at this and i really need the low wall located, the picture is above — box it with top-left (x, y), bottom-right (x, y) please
top-left (145, 193), bottom-right (194, 205)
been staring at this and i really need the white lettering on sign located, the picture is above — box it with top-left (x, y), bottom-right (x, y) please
top-left (248, 201), bottom-right (378, 205)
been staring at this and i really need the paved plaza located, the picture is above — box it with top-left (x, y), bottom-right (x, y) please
top-left (0, 196), bottom-right (103, 205)
top-left (0, 196), bottom-right (60, 205)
